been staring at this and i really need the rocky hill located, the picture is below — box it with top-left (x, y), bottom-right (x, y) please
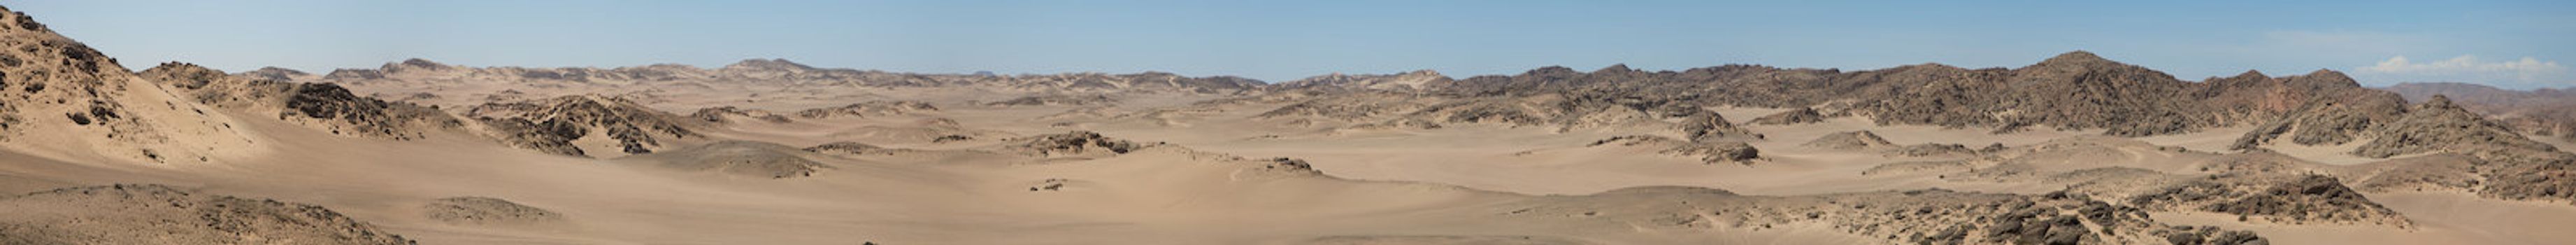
top-left (2384, 82), bottom-right (2576, 141)
top-left (0, 6), bottom-right (261, 164)
top-left (467, 95), bottom-right (705, 157)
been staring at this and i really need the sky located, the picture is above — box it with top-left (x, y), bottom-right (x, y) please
top-left (10, 0), bottom-right (2572, 88)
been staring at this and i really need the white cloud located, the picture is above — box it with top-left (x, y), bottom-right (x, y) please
top-left (2356, 55), bottom-right (2570, 88)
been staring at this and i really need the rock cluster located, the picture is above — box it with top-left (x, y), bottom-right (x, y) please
top-left (1001, 131), bottom-right (1149, 157)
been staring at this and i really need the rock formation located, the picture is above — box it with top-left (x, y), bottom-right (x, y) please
top-left (1588, 135), bottom-right (1761, 164)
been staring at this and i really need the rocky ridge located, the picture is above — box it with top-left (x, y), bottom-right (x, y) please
top-left (138, 62), bottom-right (460, 140)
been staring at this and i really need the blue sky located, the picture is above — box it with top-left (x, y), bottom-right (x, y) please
top-left (11, 0), bottom-right (2572, 88)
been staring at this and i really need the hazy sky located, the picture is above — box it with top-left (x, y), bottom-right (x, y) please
top-left (12, 0), bottom-right (2572, 88)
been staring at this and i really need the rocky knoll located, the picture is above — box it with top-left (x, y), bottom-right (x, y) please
top-left (468, 95), bottom-right (703, 157)
top-left (615, 140), bottom-right (833, 178)
top-left (1428, 51), bottom-right (2379, 136)
top-left (0, 6), bottom-right (257, 164)
top-left (0, 184), bottom-right (414, 244)
top-left (138, 62), bottom-right (460, 140)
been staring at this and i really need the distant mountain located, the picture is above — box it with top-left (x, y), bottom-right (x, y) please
top-left (1417, 50), bottom-right (2377, 136)
top-left (291, 58), bottom-right (1266, 94)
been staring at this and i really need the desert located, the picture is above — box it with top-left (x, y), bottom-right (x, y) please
top-left (3, 2), bottom-right (2575, 244)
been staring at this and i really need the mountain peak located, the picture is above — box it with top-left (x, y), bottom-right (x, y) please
top-left (2232, 69), bottom-right (2268, 79)
top-left (2033, 50), bottom-right (2116, 66)
top-left (1594, 64), bottom-right (1635, 74)
top-left (724, 58), bottom-right (813, 71)
top-left (2420, 94), bottom-right (2457, 109)
top-left (383, 58), bottom-right (454, 71)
